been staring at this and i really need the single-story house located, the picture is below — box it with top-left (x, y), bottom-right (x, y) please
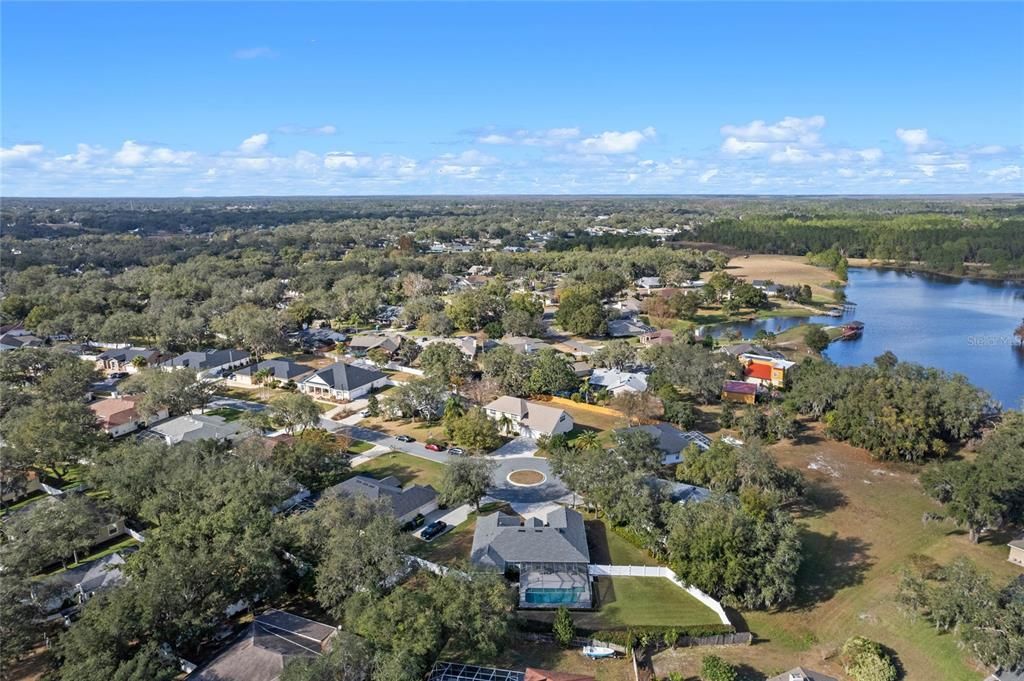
top-left (148, 414), bottom-right (251, 445)
top-left (90, 395), bottom-right (168, 437)
top-left (161, 348), bottom-right (252, 377)
top-left (294, 327), bottom-right (347, 352)
top-left (740, 353), bottom-right (796, 388)
top-left (767, 669), bottom-right (838, 681)
top-left (4, 495), bottom-right (128, 552)
top-left (635, 276), bottom-right (662, 291)
top-left (639, 329), bottom-right (674, 347)
top-left (648, 478), bottom-right (712, 505)
top-left (499, 336), bottom-right (549, 354)
top-left (622, 423), bottom-right (711, 464)
top-left (0, 332), bottom-right (44, 351)
top-left (421, 335), bottom-right (478, 360)
top-left (35, 549), bottom-right (133, 614)
top-left (722, 380), bottom-right (757, 404)
top-left (483, 396), bottom-right (574, 439)
top-left (232, 359), bottom-right (313, 386)
top-left (751, 280), bottom-right (782, 296)
top-left (613, 296), bottom-right (643, 316)
top-left (471, 506), bottom-right (592, 609)
top-left (188, 609), bottom-right (338, 681)
top-left (571, 361), bottom-right (593, 378)
top-left (718, 343), bottom-right (785, 359)
top-left (298, 362), bottom-right (388, 401)
top-left (589, 368), bottom-right (648, 395)
top-left (555, 339), bottom-right (598, 358)
top-left (348, 333), bottom-right (401, 356)
top-left (1009, 538), bottom-right (1024, 567)
top-left (325, 475), bottom-right (438, 525)
top-left (95, 347), bottom-right (161, 373)
top-left (606, 318), bottom-right (654, 338)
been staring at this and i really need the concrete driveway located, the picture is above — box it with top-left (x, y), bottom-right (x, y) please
top-left (489, 436), bottom-right (538, 459)
top-left (412, 503), bottom-right (473, 540)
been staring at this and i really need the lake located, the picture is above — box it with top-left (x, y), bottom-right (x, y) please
top-left (707, 267), bottom-right (1024, 408)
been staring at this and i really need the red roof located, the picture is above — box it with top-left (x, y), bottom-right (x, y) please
top-left (745, 362), bottom-right (773, 380)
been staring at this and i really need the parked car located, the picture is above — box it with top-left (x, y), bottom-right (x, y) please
top-left (395, 435), bottom-right (414, 443)
top-left (402, 513), bottom-right (426, 532)
top-left (425, 442), bottom-right (445, 452)
top-left (108, 372), bottom-right (129, 380)
top-left (448, 447), bottom-right (465, 456)
top-left (420, 520), bottom-right (448, 541)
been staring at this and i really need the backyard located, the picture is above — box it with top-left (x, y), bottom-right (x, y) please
top-left (648, 423), bottom-right (1020, 681)
top-left (584, 515), bottom-right (660, 567)
top-left (353, 451), bottom-right (447, 489)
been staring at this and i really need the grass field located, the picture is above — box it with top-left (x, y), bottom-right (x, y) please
top-left (205, 407), bottom-right (244, 422)
top-left (714, 254), bottom-right (839, 299)
top-left (523, 577), bottom-right (722, 631)
top-left (650, 422), bottom-right (1019, 681)
top-left (353, 451), bottom-right (447, 489)
top-left (347, 440), bottom-right (374, 454)
top-left (585, 515), bottom-right (660, 567)
top-left (545, 397), bottom-right (629, 432)
top-left (361, 415), bottom-right (450, 444)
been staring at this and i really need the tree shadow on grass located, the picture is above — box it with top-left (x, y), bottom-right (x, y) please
top-left (794, 479), bottom-right (849, 519)
top-left (786, 531), bottom-right (873, 610)
top-left (734, 664), bottom-right (768, 681)
top-left (585, 518), bottom-right (613, 564)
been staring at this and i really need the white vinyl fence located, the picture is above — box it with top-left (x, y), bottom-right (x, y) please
top-left (588, 564), bottom-right (731, 626)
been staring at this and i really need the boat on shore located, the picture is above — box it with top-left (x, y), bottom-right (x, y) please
top-left (581, 646), bottom-right (616, 659)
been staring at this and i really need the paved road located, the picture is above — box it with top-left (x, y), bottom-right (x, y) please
top-left (326, 422), bottom-right (452, 464)
top-left (486, 455), bottom-right (572, 505)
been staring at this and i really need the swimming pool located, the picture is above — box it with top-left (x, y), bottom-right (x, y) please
top-left (523, 587), bottom-right (585, 605)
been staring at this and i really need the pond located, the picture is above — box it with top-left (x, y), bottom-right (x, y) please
top-left (707, 267), bottom-right (1024, 408)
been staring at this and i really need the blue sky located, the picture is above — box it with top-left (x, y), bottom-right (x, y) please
top-left (2, 2), bottom-right (1022, 196)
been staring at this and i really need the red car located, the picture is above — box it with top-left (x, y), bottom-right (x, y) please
top-left (425, 443), bottom-right (445, 452)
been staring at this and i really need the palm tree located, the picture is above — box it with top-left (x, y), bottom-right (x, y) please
top-left (253, 368), bottom-right (274, 399)
top-left (498, 413), bottom-right (516, 436)
top-left (578, 379), bottom-right (593, 404)
top-left (572, 430), bottom-right (600, 451)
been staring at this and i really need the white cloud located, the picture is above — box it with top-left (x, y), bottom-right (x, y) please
top-left (986, 165), bottom-right (1021, 182)
top-left (476, 127), bottom-right (581, 147)
top-left (314, 125), bottom-right (337, 135)
top-left (239, 133), bottom-right (269, 154)
top-left (233, 47), bottom-right (277, 60)
top-left (575, 127), bottom-right (656, 154)
top-left (277, 124), bottom-right (336, 136)
top-left (0, 144), bottom-right (44, 163)
top-left (113, 140), bottom-right (149, 166)
top-left (324, 152), bottom-right (368, 170)
top-left (858, 148), bottom-right (884, 163)
top-left (478, 133), bottom-right (515, 145)
top-left (974, 144), bottom-right (1006, 155)
top-left (896, 128), bottom-right (930, 151)
top-left (722, 116), bottom-right (825, 145)
top-left (699, 168), bottom-right (719, 183)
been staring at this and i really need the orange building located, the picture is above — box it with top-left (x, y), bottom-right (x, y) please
top-left (739, 353), bottom-right (795, 388)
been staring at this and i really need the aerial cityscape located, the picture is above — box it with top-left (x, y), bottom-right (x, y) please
top-left (1, 3), bottom-right (1022, 681)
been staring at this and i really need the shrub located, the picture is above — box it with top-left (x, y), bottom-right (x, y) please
top-left (841, 636), bottom-right (898, 681)
top-left (552, 607), bottom-right (575, 648)
top-left (701, 655), bottom-right (737, 681)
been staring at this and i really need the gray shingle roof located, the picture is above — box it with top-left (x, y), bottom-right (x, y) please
top-left (235, 359), bottom-right (312, 381)
top-left (302, 362), bottom-right (386, 391)
top-left (326, 475), bottom-right (437, 519)
top-left (161, 348), bottom-right (250, 370)
top-left (471, 507), bottom-right (590, 568)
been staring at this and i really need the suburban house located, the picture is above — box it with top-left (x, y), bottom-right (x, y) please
top-left (613, 296), bottom-right (643, 316)
top-left (483, 396), bottom-right (574, 439)
top-left (471, 506), bottom-right (592, 609)
top-left (649, 478), bottom-right (712, 505)
top-left (606, 317), bottom-right (654, 338)
top-left (722, 380), bottom-right (758, 404)
top-left (589, 368), bottom-right (648, 395)
top-left (160, 348), bottom-right (252, 377)
top-left (554, 339), bottom-right (598, 358)
top-left (623, 423), bottom-right (711, 464)
top-left (95, 347), bottom-right (161, 374)
top-left (751, 279), bottom-right (782, 296)
top-left (719, 343), bottom-right (785, 359)
top-left (767, 669), bottom-right (838, 681)
top-left (499, 336), bottom-right (549, 354)
top-left (148, 414), bottom-right (251, 445)
top-left (188, 609), bottom-right (338, 681)
top-left (347, 333), bottom-right (401, 356)
top-left (421, 335), bottom-right (478, 360)
top-left (1009, 538), bottom-right (1024, 567)
top-left (4, 495), bottom-right (128, 553)
top-left (739, 353), bottom-right (796, 388)
top-left (90, 395), bottom-right (168, 437)
top-left (639, 329), bottom-right (674, 347)
top-left (635, 276), bottom-right (662, 291)
top-left (325, 475), bottom-right (438, 525)
top-left (298, 362), bottom-right (388, 401)
top-left (35, 549), bottom-right (133, 614)
top-left (0, 332), bottom-right (44, 351)
top-left (232, 359), bottom-right (313, 386)
top-left (293, 326), bottom-right (347, 353)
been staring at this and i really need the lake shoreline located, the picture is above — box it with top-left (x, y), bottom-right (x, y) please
top-left (847, 259), bottom-right (1024, 284)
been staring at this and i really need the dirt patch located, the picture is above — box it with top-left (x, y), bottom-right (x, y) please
top-left (712, 254), bottom-right (837, 298)
top-left (508, 469), bottom-right (545, 486)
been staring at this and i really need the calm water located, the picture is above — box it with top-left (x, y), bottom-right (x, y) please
top-left (708, 268), bottom-right (1024, 408)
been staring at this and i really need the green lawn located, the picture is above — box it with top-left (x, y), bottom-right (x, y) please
top-left (584, 514), bottom-right (661, 566)
top-left (353, 451), bottom-right (447, 489)
top-left (205, 407), bottom-right (244, 422)
top-left (347, 440), bottom-right (374, 454)
top-left (41, 536), bottom-right (140, 576)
